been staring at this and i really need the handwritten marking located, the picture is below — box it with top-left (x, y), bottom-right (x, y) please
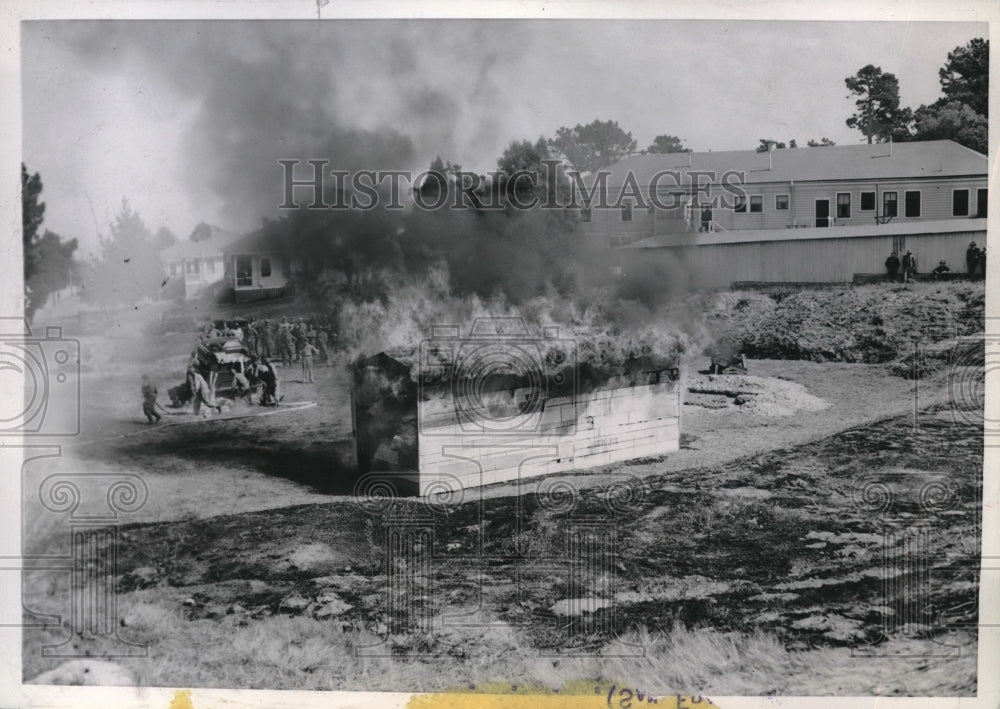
top-left (407, 683), bottom-right (712, 709)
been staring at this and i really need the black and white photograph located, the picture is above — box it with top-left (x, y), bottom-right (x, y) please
top-left (2, 2), bottom-right (997, 706)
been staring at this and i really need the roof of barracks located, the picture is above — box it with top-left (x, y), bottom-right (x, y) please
top-left (593, 140), bottom-right (986, 189)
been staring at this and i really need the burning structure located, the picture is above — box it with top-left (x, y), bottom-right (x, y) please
top-left (352, 318), bottom-right (680, 495)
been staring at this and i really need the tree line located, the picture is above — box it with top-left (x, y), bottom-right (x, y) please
top-left (748, 39), bottom-right (986, 155)
top-left (840, 38), bottom-right (985, 152)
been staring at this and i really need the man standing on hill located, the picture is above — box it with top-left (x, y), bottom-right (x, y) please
top-left (902, 251), bottom-right (917, 282)
top-left (967, 242), bottom-right (981, 276)
top-left (885, 251), bottom-right (900, 282)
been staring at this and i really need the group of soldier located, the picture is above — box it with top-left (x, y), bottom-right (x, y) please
top-left (884, 242), bottom-right (987, 283)
top-left (142, 314), bottom-right (341, 423)
top-left (200, 316), bottom-right (338, 373)
top-left (140, 351), bottom-right (230, 424)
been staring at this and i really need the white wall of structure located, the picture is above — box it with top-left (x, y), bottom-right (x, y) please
top-left (415, 381), bottom-right (681, 495)
top-left (633, 222), bottom-right (986, 289)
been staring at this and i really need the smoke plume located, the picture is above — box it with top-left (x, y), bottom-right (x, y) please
top-left (53, 21), bottom-right (715, 368)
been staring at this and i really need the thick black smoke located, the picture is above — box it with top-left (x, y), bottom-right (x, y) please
top-left (58, 20), bottom-right (529, 230)
top-left (56, 20), bottom-right (710, 364)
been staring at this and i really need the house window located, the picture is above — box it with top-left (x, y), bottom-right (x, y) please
top-left (860, 191), bottom-right (876, 211)
top-left (749, 196), bottom-right (763, 213)
top-left (207, 258), bottom-right (215, 275)
top-left (904, 190), bottom-right (921, 218)
top-left (580, 207), bottom-right (592, 223)
top-left (734, 196), bottom-right (747, 213)
top-left (185, 260), bottom-right (200, 274)
top-left (260, 258), bottom-right (272, 277)
top-left (775, 194), bottom-right (789, 211)
top-left (883, 191), bottom-right (898, 218)
top-left (621, 203), bottom-right (633, 222)
top-left (953, 189), bottom-right (969, 216)
top-left (977, 188), bottom-right (988, 217)
top-left (836, 193), bottom-right (851, 219)
top-left (170, 263), bottom-right (180, 276)
top-left (235, 255), bottom-right (253, 287)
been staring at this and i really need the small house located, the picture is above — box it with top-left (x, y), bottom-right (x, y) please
top-left (161, 228), bottom-right (237, 300)
top-left (222, 229), bottom-right (295, 303)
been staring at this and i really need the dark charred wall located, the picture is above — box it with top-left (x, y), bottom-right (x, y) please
top-left (352, 353), bottom-right (418, 474)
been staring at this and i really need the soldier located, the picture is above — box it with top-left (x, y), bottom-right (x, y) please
top-left (190, 369), bottom-right (223, 416)
top-left (293, 320), bottom-right (306, 362)
top-left (967, 242), bottom-right (981, 276)
top-left (301, 336), bottom-right (318, 383)
top-left (931, 260), bottom-right (951, 280)
top-left (245, 320), bottom-right (258, 357)
top-left (258, 357), bottom-right (279, 406)
top-left (185, 350), bottom-right (200, 393)
top-left (901, 251), bottom-right (917, 282)
top-left (262, 319), bottom-right (275, 359)
top-left (279, 324), bottom-right (294, 367)
top-left (316, 328), bottom-right (329, 366)
top-left (231, 363), bottom-right (253, 405)
top-left (885, 251), bottom-right (900, 282)
top-left (140, 374), bottom-right (161, 424)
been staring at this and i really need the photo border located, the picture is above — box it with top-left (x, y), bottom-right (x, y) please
top-left (1, 1), bottom-right (996, 708)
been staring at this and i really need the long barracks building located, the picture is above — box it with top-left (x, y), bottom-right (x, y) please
top-left (579, 139), bottom-right (987, 287)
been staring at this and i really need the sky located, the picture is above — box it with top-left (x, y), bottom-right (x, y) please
top-left (21, 18), bottom-right (987, 256)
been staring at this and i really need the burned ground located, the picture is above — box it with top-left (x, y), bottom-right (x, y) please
top-left (20, 282), bottom-right (985, 694)
top-left (23, 405), bottom-right (981, 693)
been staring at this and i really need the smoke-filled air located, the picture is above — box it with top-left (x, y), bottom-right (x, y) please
top-left (30, 21), bottom-right (713, 370)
